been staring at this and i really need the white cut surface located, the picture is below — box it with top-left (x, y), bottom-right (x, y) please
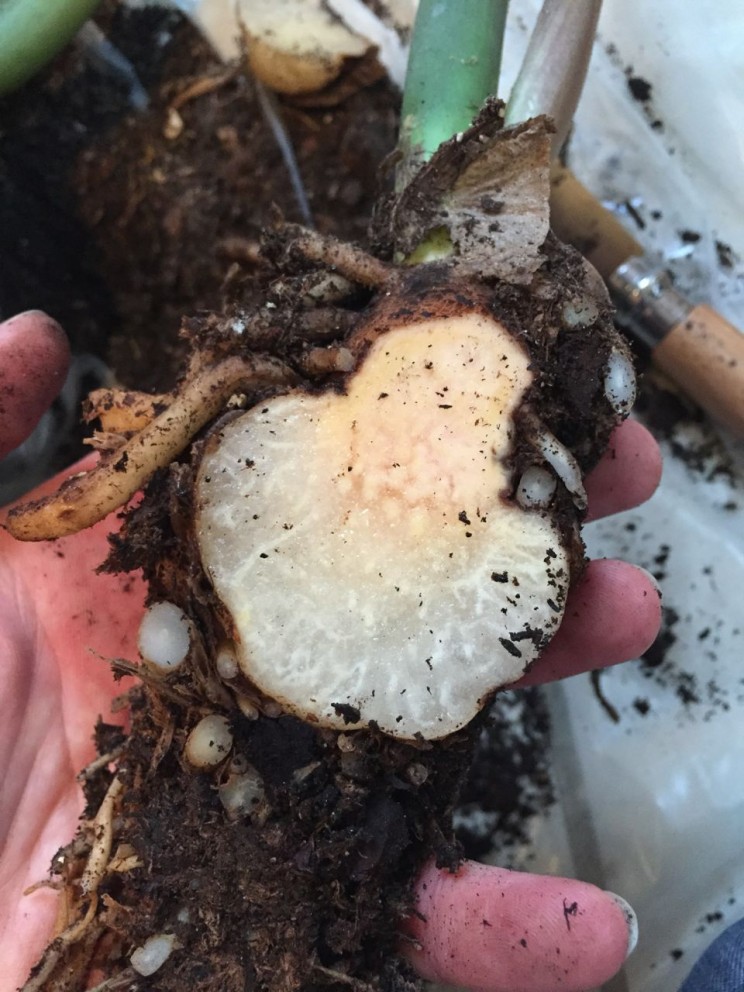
top-left (196, 314), bottom-right (569, 739)
top-left (241, 0), bottom-right (372, 95)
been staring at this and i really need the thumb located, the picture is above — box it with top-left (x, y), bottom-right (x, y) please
top-left (0, 311), bottom-right (70, 459)
top-left (403, 860), bottom-right (637, 992)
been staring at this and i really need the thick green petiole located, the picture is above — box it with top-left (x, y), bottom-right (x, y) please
top-left (397, 0), bottom-right (508, 188)
top-left (0, 0), bottom-right (102, 96)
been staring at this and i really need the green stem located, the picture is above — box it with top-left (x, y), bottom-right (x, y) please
top-left (398, 0), bottom-right (509, 187)
top-left (0, 0), bottom-right (102, 96)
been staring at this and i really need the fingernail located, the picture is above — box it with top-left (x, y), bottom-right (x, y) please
top-left (604, 890), bottom-right (639, 958)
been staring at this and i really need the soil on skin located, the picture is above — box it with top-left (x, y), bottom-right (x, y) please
top-left (6, 6), bottom-right (622, 991)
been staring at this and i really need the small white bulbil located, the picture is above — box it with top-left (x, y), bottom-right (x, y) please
top-left (534, 428), bottom-right (587, 510)
top-left (130, 933), bottom-right (176, 977)
top-left (604, 349), bottom-right (637, 414)
top-left (184, 715), bottom-right (233, 768)
top-left (216, 644), bottom-right (239, 681)
top-left (196, 309), bottom-right (570, 739)
top-left (516, 466), bottom-right (557, 509)
top-left (218, 765), bottom-right (266, 820)
top-left (138, 602), bottom-right (190, 672)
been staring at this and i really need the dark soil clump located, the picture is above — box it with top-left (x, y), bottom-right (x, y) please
top-left (76, 692), bottom-right (473, 992)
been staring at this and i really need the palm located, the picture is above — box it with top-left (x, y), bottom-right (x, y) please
top-left (0, 510), bottom-right (144, 985)
top-left (0, 312), bottom-right (661, 992)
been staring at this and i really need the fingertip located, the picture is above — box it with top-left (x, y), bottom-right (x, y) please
top-left (563, 559), bottom-right (662, 665)
top-left (585, 419), bottom-right (662, 522)
top-left (404, 861), bottom-right (635, 992)
top-left (591, 559), bottom-right (663, 661)
top-left (520, 559), bottom-right (663, 685)
top-left (0, 311), bottom-right (71, 457)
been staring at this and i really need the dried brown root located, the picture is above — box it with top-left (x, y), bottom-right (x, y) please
top-left (21, 778), bottom-right (126, 992)
top-left (168, 69), bottom-right (238, 112)
top-left (6, 355), bottom-right (295, 541)
top-left (81, 776), bottom-right (123, 895)
top-left (282, 226), bottom-right (393, 288)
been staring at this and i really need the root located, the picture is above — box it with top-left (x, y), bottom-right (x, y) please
top-left (255, 80), bottom-right (314, 228)
top-left (313, 964), bottom-right (374, 990)
top-left (297, 346), bottom-right (355, 375)
top-left (85, 971), bottom-right (136, 992)
top-left (293, 307), bottom-right (357, 342)
top-left (21, 777), bottom-right (128, 992)
top-left (6, 355), bottom-right (295, 541)
top-left (21, 916), bottom-right (104, 992)
top-left (216, 236), bottom-right (263, 267)
top-left (81, 776), bottom-right (123, 896)
top-left (169, 69), bottom-right (238, 112)
top-left (283, 226), bottom-right (392, 288)
top-left (77, 749), bottom-right (125, 782)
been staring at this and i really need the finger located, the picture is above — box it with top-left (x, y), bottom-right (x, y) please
top-left (518, 559), bottom-right (661, 686)
top-left (585, 419), bottom-right (662, 522)
top-left (404, 860), bottom-right (636, 992)
top-left (0, 311), bottom-right (70, 459)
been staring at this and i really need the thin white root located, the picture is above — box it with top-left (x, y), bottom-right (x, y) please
top-left (22, 777), bottom-right (126, 989)
top-left (76, 748), bottom-right (125, 782)
top-left (6, 355), bottom-right (295, 541)
top-left (81, 776), bottom-right (123, 896)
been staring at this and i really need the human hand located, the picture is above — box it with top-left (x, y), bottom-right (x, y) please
top-left (0, 311), bottom-right (661, 992)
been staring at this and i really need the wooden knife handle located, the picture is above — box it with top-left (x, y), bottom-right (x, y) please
top-left (653, 304), bottom-right (744, 436)
top-left (550, 165), bottom-right (642, 280)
